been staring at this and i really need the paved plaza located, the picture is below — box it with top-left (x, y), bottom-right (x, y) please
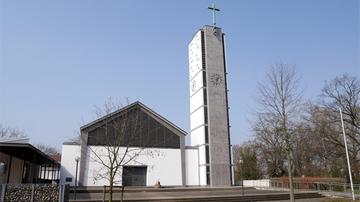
top-left (69, 187), bottom-right (325, 201)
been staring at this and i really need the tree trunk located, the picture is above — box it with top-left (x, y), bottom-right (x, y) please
top-left (109, 184), bottom-right (113, 202)
top-left (287, 149), bottom-right (295, 202)
top-left (109, 176), bottom-right (113, 202)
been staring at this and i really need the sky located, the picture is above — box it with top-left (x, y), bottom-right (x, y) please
top-left (0, 0), bottom-right (359, 150)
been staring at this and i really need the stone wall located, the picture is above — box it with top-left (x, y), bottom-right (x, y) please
top-left (3, 184), bottom-right (59, 201)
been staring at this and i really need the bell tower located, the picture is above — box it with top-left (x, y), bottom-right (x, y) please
top-left (189, 19), bottom-right (233, 185)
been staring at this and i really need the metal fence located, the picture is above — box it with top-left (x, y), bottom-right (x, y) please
top-left (271, 181), bottom-right (360, 199)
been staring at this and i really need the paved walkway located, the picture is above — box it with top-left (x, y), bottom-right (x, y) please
top-left (264, 199), bottom-right (325, 202)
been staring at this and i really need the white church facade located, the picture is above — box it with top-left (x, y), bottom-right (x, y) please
top-left (60, 25), bottom-right (234, 187)
top-left (61, 102), bottom-right (197, 186)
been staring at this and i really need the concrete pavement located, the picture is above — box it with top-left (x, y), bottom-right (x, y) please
top-left (69, 187), bottom-right (324, 201)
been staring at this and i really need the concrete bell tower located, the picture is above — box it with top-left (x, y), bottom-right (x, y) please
top-left (188, 24), bottom-right (233, 186)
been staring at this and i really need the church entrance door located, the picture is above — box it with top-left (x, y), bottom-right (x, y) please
top-left (122, 166), bottom-right (147, 186)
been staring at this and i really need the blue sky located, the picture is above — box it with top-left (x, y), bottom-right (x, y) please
top-left (0, 0), bottom-right (359, 150)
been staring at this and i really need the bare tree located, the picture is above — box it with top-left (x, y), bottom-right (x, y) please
top-left (0, 124), bottom-right (26, 138)
top-left (319, 74), bottom-right (360, 182)
top-left (304, 104), bottom-right (348, 177)
top-left (82, 98), bottom-right (155, 202)
top-left (291, 116), bottom-right (330, 177)
top-left (233, 141), bottom-right (261, 182)
top-left (67, 135), bottom-right (81, 144)
top-left (253, 113), bottom-right (286, 177)
top-left (256, 63), bottom-right (302, 202)
top-left (36, 144), bottom-right (60, 155)
top-left (253, 72), bottom-right (360, 186)
top-left (321, 74), bottom-right (359, 131)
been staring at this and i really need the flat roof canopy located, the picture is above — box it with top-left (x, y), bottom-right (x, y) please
top-left (0, 143), bottom-right (59, 166)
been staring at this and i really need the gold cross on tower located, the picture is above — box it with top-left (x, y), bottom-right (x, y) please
top-left (208, 3), bottom-right (220, 28)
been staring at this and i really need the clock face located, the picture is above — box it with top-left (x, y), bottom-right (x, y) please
top-left (210, 73), bottom-right (223, 86)
top-left (191, 80), bottom-right (197, 92)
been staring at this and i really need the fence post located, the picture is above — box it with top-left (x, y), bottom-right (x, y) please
top-left (59, 184), bottom-right (68, 202)
top-left (102, 185), bottom-right (106, 202)
top-left (121, 186), bottom-right (124, 202)
top-left (58, 184), bottom-right (63, 202)
top-left (0, 184), bottom-right (6, 202)
top-left (30, 184), bottom-right (35, 202)
top-left (58, 184), bottom-right (62, 202)
top-left (64, 185), bottom-right (69, 202)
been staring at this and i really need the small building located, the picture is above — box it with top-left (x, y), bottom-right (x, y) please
top-left (0, 138), bottom-right (60, 184)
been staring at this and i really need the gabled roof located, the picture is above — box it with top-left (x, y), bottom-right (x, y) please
top-left (80, 101), bottom-right (187, 136)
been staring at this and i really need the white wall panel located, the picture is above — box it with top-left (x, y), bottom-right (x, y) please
top-left (199, 165), bottom-right (207, 185)
top-left (61, 145), bottom-right (183, 186)
top-left (190, 126), bottom-right (205, 146)
top-left (198, 145), bottom-right (207, 165)
top-left (243, 179), bottom-right (270, 188)
top-left (190, 89), bottom-right (204, 113)
top-left (185, 148), bottom-right (199, 186)
top-left (189, 29), bottom-right (208, 186)
top-left (189, 72), bottom-right (204, 97)
top-left (190, 107), bottom-right (204, 130)
top-left (60, 145), bottom-right (81, 186)
top-left (188, 31), bottom-right (202, 80)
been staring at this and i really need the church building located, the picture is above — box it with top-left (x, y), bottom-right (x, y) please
top-left (61, 101), bottom-right (188, 186)
top-left (60, 22), bottom-right (234, 187)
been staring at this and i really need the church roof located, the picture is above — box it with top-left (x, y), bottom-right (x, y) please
top-left (80, 101), bottom-right (187, 136)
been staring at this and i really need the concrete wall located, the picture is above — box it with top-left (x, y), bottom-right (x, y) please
top-left (243, 179), bottom-right (270, 188)
top-left (203, 26), bottom-right (231, 186)
top-left (185, 148), bottom-right (199, 186)
top-left (61, 144), bottom-right (183, 186)
top-left (60, 144), bottom-right (81, 186)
